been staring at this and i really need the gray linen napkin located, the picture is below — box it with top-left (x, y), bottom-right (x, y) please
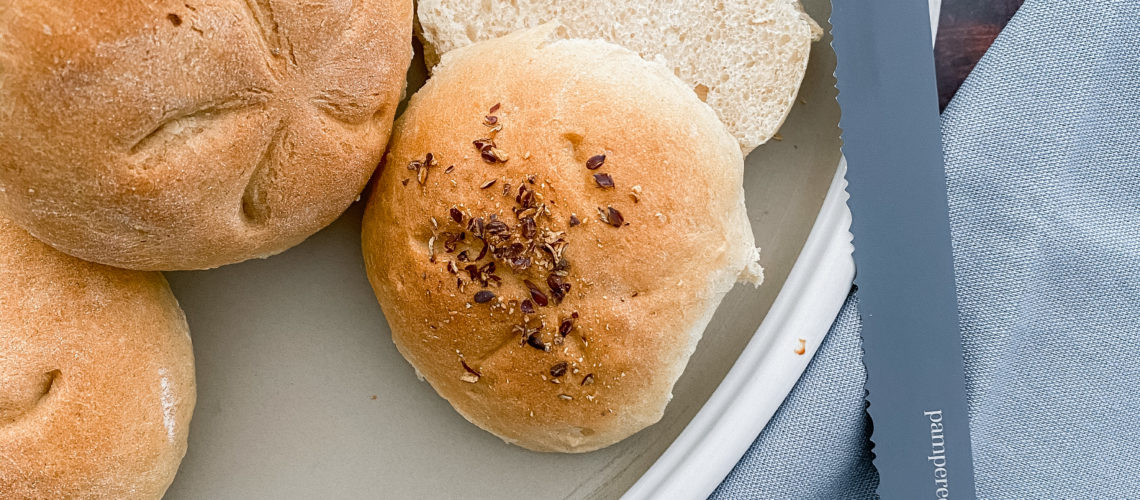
top-left (713, 0), bottom-right (1140, 497)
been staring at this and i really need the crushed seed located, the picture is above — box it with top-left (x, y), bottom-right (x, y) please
top-left (520, 216), bottom-right (536, 239)
top-left (526, 332), bottom-right (548, 351)
top-left (547, 274), bottom-right (570, 303)
top-left (586, 154), bottom-right (606, 170)
top-left (524, 280), bottom-right (549, 307)
top-left (550, 361), bottom-right (568, 378)
top-left (473, 138), bottom-right (508, 164)
top-left (606, 207), bottom-right (624, 227)
top-left (593, 173), bottom-right (615, 188)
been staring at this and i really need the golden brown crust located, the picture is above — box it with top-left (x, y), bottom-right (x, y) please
top-left (362, 26), bottom-right (759, 452)
top-left (0, 0), bottom-right (413, 270)
top-left (0, 214), bottom-right (195, 499)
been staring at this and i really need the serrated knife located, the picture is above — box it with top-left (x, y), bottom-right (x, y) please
top-left (830, 0), bottom-right (977, 497)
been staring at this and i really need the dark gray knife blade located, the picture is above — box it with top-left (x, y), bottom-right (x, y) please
top-left (830, 0), bottom-right (977, 497)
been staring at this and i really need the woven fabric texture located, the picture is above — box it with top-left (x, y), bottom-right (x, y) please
top-left (715, 0), bottom-right (1140, 497)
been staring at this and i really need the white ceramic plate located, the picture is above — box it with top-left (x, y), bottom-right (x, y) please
top-left (164, 0), bottom-right (848, 497)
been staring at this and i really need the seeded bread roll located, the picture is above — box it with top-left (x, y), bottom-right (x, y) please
top-left (0, 0), bottom-right (412, 270)
top-left (0, 214), bottom-right (195, 499)
top-left (362, 25), bottom-right (762, 452)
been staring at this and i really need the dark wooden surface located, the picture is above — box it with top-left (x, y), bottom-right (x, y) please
top-left (934, 0), bottom-right (1025, 110)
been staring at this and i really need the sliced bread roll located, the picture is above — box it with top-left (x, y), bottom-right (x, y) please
top-left (415, 0), bottom-right (822, 153)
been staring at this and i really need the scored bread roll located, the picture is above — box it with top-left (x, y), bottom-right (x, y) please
top-left (0, 0), bottom-right (412, 270)
top-left (415, 0), bottom-right (822, 153)
top-left (362, 25), bottom-right (762, 452)
top-left (0, 214), bottom-right (195, 499)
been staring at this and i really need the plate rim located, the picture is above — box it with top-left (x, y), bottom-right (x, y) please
top-left (623, 157), bottom-right (854, 499)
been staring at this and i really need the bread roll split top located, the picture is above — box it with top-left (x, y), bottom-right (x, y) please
top-left (363, 26), bottom-right (761, 452)
top-left (0, 214), bottom-right (195, 499)
top-left (0, 0), bottom-right (413, 270)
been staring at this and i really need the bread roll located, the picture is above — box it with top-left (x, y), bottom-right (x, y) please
top-left (362, 26), bottom-right (761, 452)
top-left (0, 0), bottom-right (413, 270)
top-left (415, 0), bottom-right (822, 153)
top-left (0, 214), bottom-right (195, 498)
